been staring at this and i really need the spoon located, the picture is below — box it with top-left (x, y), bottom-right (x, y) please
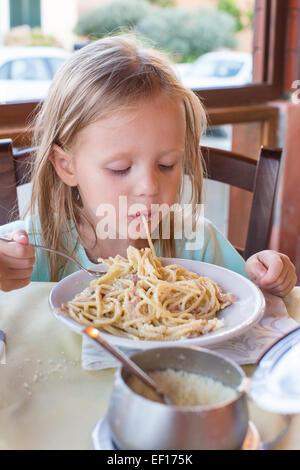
top-left (84, 326), bottom-right (173, 406)
top-left (0, 235), bottom-right (106, 278)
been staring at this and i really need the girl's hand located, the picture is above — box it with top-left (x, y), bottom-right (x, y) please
top-left (0, 230), bottom-right (35, 292)
top-left (246, 250), bottom-right (297, 297)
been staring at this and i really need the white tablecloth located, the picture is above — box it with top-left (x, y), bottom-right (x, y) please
top-left (0, 282), bottom-right (300, 450)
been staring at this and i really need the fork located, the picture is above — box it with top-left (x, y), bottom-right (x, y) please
top-left (0, 235), bottom-right (106, 278)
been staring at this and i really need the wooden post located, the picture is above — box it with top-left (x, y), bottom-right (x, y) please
top-left (229, 110), bottom-right (278, 252)
top-left (270, 104), bottom-right (300, 284)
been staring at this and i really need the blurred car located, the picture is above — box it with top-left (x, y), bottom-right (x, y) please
top-left (0, 46), bottom-right (70, 103)
top-left (173, 50), bottom-right (253, 89)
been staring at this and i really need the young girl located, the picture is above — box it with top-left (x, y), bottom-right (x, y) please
top-left (0, 35), bottom-right (296, 296)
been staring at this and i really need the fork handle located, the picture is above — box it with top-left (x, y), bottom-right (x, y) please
top-left (0, 235), bottom-right (89, 275)
top-left (0, 235), bottom-right (105, 278)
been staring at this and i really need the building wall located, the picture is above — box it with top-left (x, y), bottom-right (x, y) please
top-left (78, 0), bottom-right (110, 14)
top-left (0, 0), bottom-right (78, 49)
top-left (0, 0), bottom-right (10, 44)
top-left (40, 0), bottom-right (78, 50)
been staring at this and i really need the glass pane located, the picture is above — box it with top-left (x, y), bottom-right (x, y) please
top-left (17, 182), bottom-right (32, 219)
top-left (171, 1), bottom-right (255, 89)
top-left (47, 58), bottom-right (66, 78)
top-left (10, 58), bottom-right (50, 80)
top-left (0, 63), bottom-right (10, 80)
top-left (0, 52), bottom-right (69, 103)
top-left (76, 0), bottom-right (255, 89)
top-left (181, 124), bottom-right (232, 237)
top-left (201, 125), bottom-right (232, 236)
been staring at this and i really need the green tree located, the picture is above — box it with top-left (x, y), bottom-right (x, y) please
top-left (136, 7), bottom-right (237, 62)
top-left (149, 0), bottom-right (175, 6)
top-left (74, 0), bottom-right (152, 39)
top-left (217, 0), bottom-right (243, 31)
top-left (74, 1), bottom-right (238, 63)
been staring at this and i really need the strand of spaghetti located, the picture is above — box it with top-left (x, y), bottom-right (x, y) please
top-left (142, 214), bottom-right (157, 259)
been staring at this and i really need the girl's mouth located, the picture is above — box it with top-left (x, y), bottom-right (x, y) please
top-left (128, 211), bottom-right (153, 222)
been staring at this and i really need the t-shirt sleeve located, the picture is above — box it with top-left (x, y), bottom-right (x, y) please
top-left (0, 217), bottom-right (51, 282)
top-left (178, 218), bottom-right (248, 278)
top-left (201, 221), bottom-right (248, 277)
top-left (0, 219), bottom-right (27, 236)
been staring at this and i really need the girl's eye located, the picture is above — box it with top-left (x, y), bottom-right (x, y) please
top-left (159, 164), bottom-right (174, 171)
top-left (109, 167), bottom-right (131, 175)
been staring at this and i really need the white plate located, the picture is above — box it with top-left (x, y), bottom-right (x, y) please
top-left (92, 415), bottom-right (115, 450)
top-left (49, 258), bottom-right (265, 349)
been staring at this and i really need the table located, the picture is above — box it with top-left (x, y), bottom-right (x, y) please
top-left (0, 282), bottom-right (300, 450)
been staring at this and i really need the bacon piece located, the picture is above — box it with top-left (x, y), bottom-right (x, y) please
top-left (131, 274), bottom-right (140, 285)
top-left (218, 292), bottom-right (237, 303)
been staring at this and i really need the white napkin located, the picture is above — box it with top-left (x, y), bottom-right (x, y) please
top-left (81, 292), bottom-right (299, 369)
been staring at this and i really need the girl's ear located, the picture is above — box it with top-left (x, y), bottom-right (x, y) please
top-left (49, 144), bottom-right (78, 187)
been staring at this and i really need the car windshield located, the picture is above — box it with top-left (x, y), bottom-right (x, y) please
top-left (48, 57), bottom-right (67, 77)
top-left (192, 59), bottom-right (244, 78)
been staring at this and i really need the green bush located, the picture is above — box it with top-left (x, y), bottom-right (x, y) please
top-left (149, 0), bottom-right (175, 6)
top-left (135, 7), bottom-right (237, 62)
top-left (74, 1), bottom-right (238, 62)
top-left (217, 0), bottom-right (243, 31)
top-left (74, 0), bottom-right (152, 39)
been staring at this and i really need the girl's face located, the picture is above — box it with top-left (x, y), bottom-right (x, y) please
top-left (57, 93), bottom-right (186, 240)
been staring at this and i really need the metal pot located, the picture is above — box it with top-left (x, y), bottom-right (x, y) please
top-left (107, 346), bottom-right (248, 450)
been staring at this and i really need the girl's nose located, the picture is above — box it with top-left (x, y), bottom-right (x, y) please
top-left (134, 168), bottom-right (159, 197)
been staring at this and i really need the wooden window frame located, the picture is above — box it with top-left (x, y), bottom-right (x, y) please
top-left (0, 0), bottom-right (288, 146)
top-left (195, 0), bottom-right (288, 107)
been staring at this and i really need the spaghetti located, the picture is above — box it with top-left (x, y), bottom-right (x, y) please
top-left (60, 218), bottom-right (236, 340)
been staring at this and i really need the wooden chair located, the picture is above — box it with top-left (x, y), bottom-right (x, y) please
top-left (0, 138), bottom-right (36, 225)
top-left (0, 139), bottom-right (282, 260)
top-left (201, 145), bottom-right (282, 259)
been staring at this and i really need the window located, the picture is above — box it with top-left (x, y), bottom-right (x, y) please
top-left (0, 0), bottom-right (291, 142)
top-left (10, 58), bottom-right (50, 81)
top-left (10, 0), bottom-right (41, 28)
top-left (193, 60), bottom-right (245, 79)
top-left (192, 0), bottom-right (288, 107)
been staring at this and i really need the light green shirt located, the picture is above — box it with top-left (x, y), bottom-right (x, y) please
top-left (0, 215), bottom-right (247, 281)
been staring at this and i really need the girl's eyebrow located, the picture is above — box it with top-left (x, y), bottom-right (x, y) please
top-left (159, 149), bottom-right (184, 157)
top-left (101, 152), bottom-right (133, 163)
top-left (101, 149), bottom-right (184, 163)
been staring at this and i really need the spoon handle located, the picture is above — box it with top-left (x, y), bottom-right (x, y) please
top-left (84, 327), bottom-right (172, 405)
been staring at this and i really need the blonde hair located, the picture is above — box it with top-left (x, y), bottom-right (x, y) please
top-left (30, 35), bottom-right (207, 281)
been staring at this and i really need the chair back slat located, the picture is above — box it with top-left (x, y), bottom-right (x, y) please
top-left (201, 146), bottom-right (257, 191)
top-left (201, 145), bottom-right (282, 259)
top-left (244, 146), bottom-right (282, 259)
top-left (0, 139), bottom-right (19, 225)
top-left (14, 147), bottom-right (36, 186)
